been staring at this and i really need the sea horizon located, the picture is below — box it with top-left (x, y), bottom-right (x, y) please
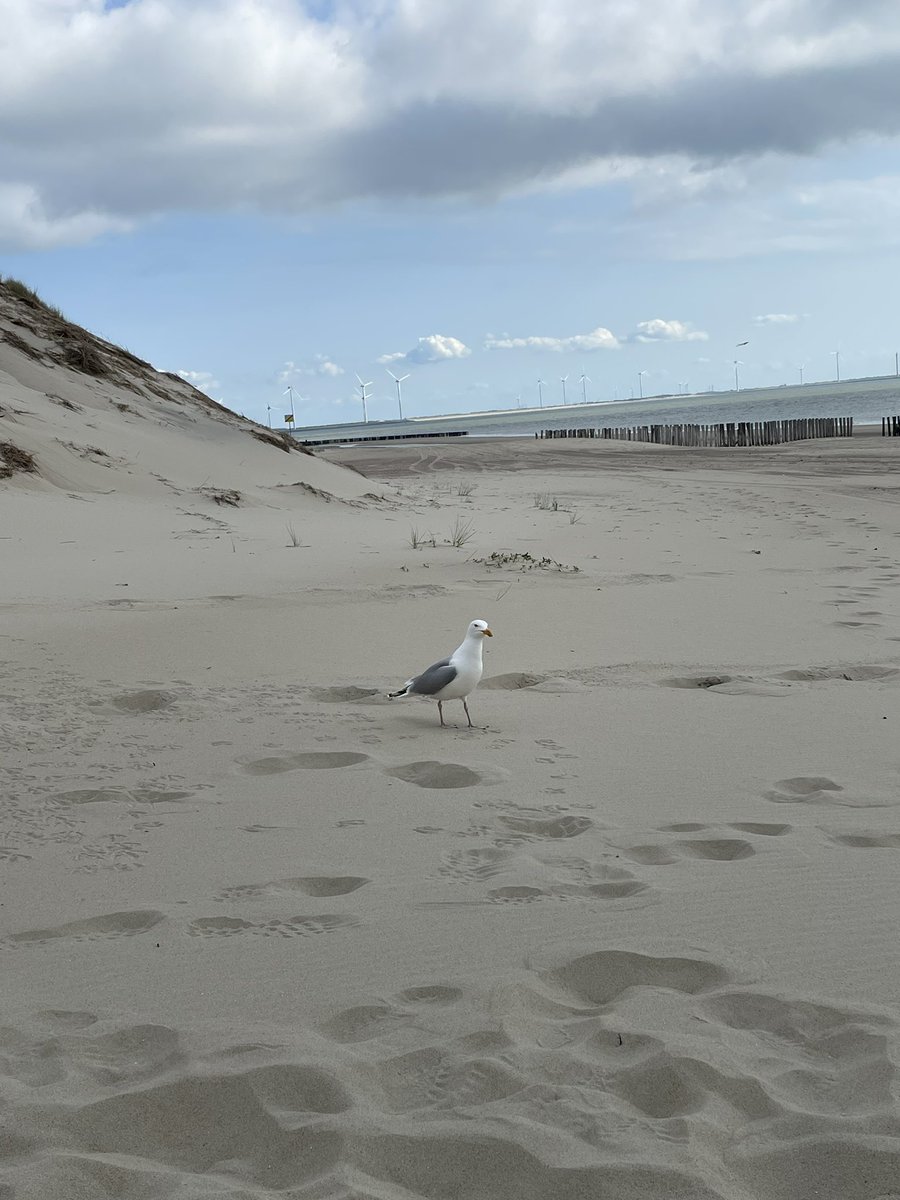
top-left (286, 372), bottom-right (900, 443)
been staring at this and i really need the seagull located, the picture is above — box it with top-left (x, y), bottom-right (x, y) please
top-left (388, 619), bottom-right (493, 727)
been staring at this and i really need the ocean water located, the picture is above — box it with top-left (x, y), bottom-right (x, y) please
top-left (449, 381), bottom-right (900, 438)
top-left (292, 376), bottom-right (900, 443)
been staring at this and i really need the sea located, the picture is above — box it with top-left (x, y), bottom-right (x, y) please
top-left (290, 375), bottom-right (900, 444)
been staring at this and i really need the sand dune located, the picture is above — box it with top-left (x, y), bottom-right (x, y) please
top-left (3, 285), bottom-right (900, 1197)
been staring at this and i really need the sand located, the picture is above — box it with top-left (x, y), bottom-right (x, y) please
top-left (3, 292), bottom-right (900, 1198)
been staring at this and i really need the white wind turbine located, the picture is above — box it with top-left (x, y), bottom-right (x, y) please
top-left (579, 370), bottom-right (590, 404)
top-left (355, 374), bottom-right (373, 423)
top-left (282, 385), bottom-right (296, 427)
top-left (537, 377), bottom-right (545, 407)
top-left (385, 368), bottom-right (410, 419)
top-left (560, 374), bottom-right (569, 404)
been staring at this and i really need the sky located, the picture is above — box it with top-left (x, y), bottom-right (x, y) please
top-left (3, 0), bottom-right (900, 428)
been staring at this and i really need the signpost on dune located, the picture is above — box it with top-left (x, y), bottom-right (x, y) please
top-left (282, 385), bottom-right (296, 427)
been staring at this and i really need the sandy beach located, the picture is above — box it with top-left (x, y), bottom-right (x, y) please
top-left (3, 292), bottom-right (900, 1197)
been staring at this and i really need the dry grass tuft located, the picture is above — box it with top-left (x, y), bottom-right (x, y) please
top-left (0, 441), bottom-right (38, 479)
top-left (59, 334), bottom-right (108, 377)
top-left (0, 277), bottom-right (65, 319)
top-left (448, 516), bottom-right (476, 547)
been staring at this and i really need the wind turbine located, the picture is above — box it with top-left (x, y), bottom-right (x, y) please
top-left (797, 364), bottom-right (805, 385)
top-left (579, 371), bottom-right (590, 404)
top-left (733, 360), bottom-right (742, 391)
top-left (282, 385), bottom-right (296, 427)
top-left (537, 378), bottom-right (545, 407)
top-left (355, 374), bottom-right (373, 423)
top-left (560, 374), bottom-right (569, 405)
top-left (266, 402), bottom-right (272, 428)
top-left (832, 349), bottom-right (841, 382)
top-left (638, 370), bottom-right (647, 399)
top-left (385, 368), bottom-right (410, 419)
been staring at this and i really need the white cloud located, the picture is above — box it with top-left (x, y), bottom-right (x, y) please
top-left (0, 182), bottom-right (131, 249)
top-left (377, 334), bottom-right (470, 365)
top-left (280, 355), bottom-right (344, 380)
top-left (485, 326), bottom-right (619, 353)
top-left (4, 2), bottom-right (900, 248)
top-left (753, 313), bottom-right (800, 325)
top-left (177, 368), bottom-right (220, 396)
top-left (629, 318), bottom-right (709, 343)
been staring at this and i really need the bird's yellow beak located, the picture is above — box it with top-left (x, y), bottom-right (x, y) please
top-left (484, 628), bottom-right (493, 637)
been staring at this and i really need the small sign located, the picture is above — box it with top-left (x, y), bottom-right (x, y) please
top-left (284, 414), bottom-right (294, 423)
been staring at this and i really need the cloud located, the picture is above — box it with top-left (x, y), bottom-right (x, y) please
top-left (753, 313), bottom-right (801, 325)
top-left (615, 171), bottom-right (900, 261)
top-left (628, 319), bottom-right (708, 343)
top-left (4, 2), bottom-right (900, 247)
top-left (485, 326), bottom-right (619, 353)
top-left (377, 334), bottom-right (470, 365)
top-left (280, 355), bottom-right (344, 380)
top-left (177, 368), bottom-right (220, 396)
top-left (0, 182), bottom-right (132, 250)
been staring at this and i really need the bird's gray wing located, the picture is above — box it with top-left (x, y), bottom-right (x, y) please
top-left (409, 657), bottom-right (457, 696)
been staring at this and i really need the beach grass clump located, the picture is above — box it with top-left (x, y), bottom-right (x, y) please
top-left (0, 441), bottom-right (38, 479)
top-left (286, 522), bottom-right (305, 547)
top-left (447, 516), bottom-right (475, 547)
top-left (60, 333), bottom-right (108, 377)
top-left (533, 492), bottom-right (559, 511)
top-left (409, 527), bottom-right (437, 549)
top-left (455, 480), bottom-right (476, 497)
top-left (1, 276), bottom-right (66, 320)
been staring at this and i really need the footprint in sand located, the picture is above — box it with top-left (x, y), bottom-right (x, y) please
top-left (764, 777), bottom-right (897, 808)
top-left (497, 813), bottom-right (594, 839)
top-left (237, 751), bottom-right (369, 775)
top-left (439, 846), bottom-right (512, 882)
top-left (546, 948), bottom-right (731, 1006)
top-left (45, 1067), bottom-right (350, 1188)
top-left (621, 843), bottom-right (680, 866)
top-left (4, 910), bottom-right (165, 947)
top-left (186, 913), bottom-right (360, 938)
top-left (320, 1004), bottom-right (414, 1044)
top-left (823, 831), bottom-right (900, 849)
top-left (617, 836), bottom-right (756, 864)
top-left (729, 822), bottom-right (792, 836)
top-left (215, 875), bottom-right (369, 901)
top-left (384, 761), bottom-right (506, 789)
top-left (60, 1023), bottom-right (185, 1084)
top-left (678, 838), bottom-right (756, 862)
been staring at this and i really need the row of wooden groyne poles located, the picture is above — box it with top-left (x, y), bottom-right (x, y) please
top-left (538, 416), bottom-right (900, 445)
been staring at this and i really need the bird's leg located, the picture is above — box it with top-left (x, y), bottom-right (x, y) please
top-left (463, 698), bottom-right (475, 728)
top-left (438, 700), bottom-right (446, 727)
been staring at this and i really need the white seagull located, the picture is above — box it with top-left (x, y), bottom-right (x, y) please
top-left (388, 619), bottom-right (493, 727)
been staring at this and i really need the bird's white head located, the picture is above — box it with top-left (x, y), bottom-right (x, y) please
top-left (468, 619), bottom-right (493, 638)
